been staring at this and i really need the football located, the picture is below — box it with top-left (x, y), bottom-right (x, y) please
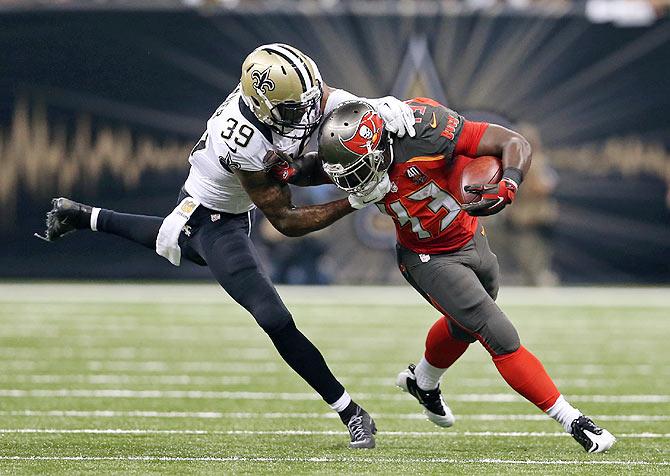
top-left (458, 155), bottom-right (503, 204)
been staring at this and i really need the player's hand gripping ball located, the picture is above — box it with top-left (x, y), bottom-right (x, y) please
top-left (462, 180), bottom-right (517, 216)
top-left (458, 155), bottom-right (516, 217)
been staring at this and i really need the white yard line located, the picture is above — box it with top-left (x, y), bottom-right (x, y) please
top-left (0, 428), bottom-right (668, 439)
top-left (0, 389), bottom-right (667, 403)
top-left (0, 410), bottom-right (667, 422)
top-left (1, 361), bottom-right (284, 372)
top-left (0, 375), bottom-right (252, 385)
top-left (0, 361), bottom-right (664, 376)
top-left (0, 284), bottom-right (668, 307)
top-left (0, 374), bottom-right (632, 388)
top-left (0, 455), bottom-right (667, 466)
top-left (0, 348), bottom-right (276, 360)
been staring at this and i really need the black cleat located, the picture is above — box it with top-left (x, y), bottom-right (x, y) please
top-left (35, 198), bottom-right (92, 242)
top-left (396, 364), bottom-right (454, 427)
top-left (345, 405), bottom-right (377, 449)
top-left (570, 415), bottom-right (616, 453)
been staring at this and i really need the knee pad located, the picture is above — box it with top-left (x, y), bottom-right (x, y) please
top-left (472, 303), bottom-right (520, 356)
top-left (488, 277), bottom-right (500, 301)
top-left (448, 320), bottom-right (477, 343)
top-left (482, 317), bottom-right (520, 356)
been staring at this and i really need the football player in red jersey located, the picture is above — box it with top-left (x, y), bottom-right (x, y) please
top-left (265, 98), bottom-right (616, 453)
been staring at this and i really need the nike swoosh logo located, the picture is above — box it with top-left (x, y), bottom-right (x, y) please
top-left (429, 112), bottom-right (437, 129)
top-left (226, 143), bottom-right (238, 153)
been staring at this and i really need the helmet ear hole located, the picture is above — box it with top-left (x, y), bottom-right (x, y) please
top-left (330, 133), bottom-right (334, 137)
top-left (251, 97), bottom-right (260, 107)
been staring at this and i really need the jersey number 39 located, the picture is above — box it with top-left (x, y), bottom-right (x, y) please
top-left (220, 118), bottom-right (255, 148)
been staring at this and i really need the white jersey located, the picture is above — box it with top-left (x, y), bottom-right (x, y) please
top-left (184, 85), bottom-right (358, 214)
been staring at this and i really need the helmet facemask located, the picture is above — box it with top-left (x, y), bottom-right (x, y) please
top-left (256, 82), bottom-right (322, 140)
top-left (323, 132), bottom-right (392, 196)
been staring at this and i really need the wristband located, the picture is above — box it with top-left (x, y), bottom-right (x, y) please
top-left (502, 167), bottom-right (523, 187)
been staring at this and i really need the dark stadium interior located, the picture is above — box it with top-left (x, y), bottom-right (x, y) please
top-left (1, 5), bottom-right (668, 284)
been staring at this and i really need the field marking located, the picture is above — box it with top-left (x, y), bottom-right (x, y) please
top-left (1, 361), bottom-right (284, 373)
top-left (1, 410), bottom-right (668, 422)
top-left (0, 375), bottom-right (252, 385)
top-left (2, 361), bottom-right (665, 380)
top-left (0, 428), bottom-right (668, 439)
top-left (0, 374), bottom-right (634, 388)
top-left (0, 389), bottom-right (668, 403)
top-left (1, 284), bottom-right (669, 307)
top-left (0, 455), bottom-right (667, 466)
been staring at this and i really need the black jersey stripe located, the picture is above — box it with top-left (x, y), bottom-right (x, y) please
top-left (238, 96), bottom-right (273, 143)
top-left (262, 46), bottom-right (307, 93)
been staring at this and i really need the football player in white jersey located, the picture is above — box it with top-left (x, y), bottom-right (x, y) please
top-left (37, 43), bottom-right (415, 449)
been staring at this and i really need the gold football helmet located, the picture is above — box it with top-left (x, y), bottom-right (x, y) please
top-left (241, 43), bottom-right (322, 139)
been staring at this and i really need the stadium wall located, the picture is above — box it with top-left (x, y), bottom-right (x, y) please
top-left (0, 9), bottom-right (668, 284)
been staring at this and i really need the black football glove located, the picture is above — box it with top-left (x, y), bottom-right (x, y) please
top-left (263, 150), bottom-right (298, 184)
top-left (461, 178), bottom-right (518, 217)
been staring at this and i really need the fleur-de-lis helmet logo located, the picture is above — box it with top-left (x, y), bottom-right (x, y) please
top-left (251, 66), bottom-right (276, 94)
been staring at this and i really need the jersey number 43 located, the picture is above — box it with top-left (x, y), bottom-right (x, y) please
top-left (388, 181), bottom-right (461, 240)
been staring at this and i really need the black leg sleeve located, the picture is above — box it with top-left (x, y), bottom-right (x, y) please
top-left (266, 320), bottom-right (346, 404)
top-left (193, 217), bottom-right (346, 404)
top-left (97, 210), bottom-right (163, 250)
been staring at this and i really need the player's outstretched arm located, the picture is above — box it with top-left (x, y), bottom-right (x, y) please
top-left (237, 168), bottom-right (354, 237)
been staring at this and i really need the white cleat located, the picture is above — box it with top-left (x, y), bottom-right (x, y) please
top-left (396, 364), bottom-right (455, 428)
top-left (570, 415), bottom-right (617, 453)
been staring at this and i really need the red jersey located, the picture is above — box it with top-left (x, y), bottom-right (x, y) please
top-left (379, 98), bottom-right (488, 254)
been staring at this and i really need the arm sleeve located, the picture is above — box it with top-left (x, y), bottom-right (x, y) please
top-left (402, 99), bottom-right (489, 160)
top-left (454, 121), bottom-right (489, 157)
top-left (399, 100), bottom-right (467, 159)
top-left (323, 88), bottom-right (359, 116)
top-left (324, 89), bottom-right (401, 117)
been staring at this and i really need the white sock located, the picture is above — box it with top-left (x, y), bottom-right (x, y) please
top-left (90, 207), bottom-right (101, 232)
top-left (546, 395), bottom-right (582, 433)
top-left (329, 391), bottom-right (351, 413)
top-left (414, 357), bottom-right (446, 390)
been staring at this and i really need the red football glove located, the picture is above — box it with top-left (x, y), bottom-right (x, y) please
top-left (461, 178), bottom-right (518, 216)
top-left (263, 150), bottom-right (297, 184)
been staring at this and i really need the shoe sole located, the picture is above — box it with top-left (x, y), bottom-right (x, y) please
top-left (349, 438), bottom-right (375, 449)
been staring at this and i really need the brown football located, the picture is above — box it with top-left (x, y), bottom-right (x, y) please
top-left (459, 155), bottom-right (503, 204)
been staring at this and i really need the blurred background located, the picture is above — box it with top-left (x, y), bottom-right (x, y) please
top-left (0, 0), bottom-right (668, 285)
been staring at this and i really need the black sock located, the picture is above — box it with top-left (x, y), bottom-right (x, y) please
top-left (338, 400), bottom-right (360, 424)
top-left (267, 321), bottom-right (346, 405)
top-left (97, 210), bottom-right (164, 250)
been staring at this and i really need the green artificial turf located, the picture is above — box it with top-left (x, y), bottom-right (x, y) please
top-left (0, 284), bottom-right (668, 474)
